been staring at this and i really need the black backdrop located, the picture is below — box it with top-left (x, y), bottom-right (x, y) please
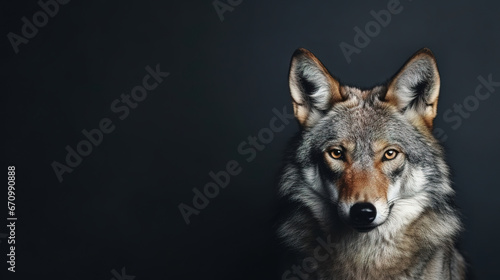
top-left (2, 0), bottom-right (500, 279)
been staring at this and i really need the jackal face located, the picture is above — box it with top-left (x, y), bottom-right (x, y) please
top-left (287, 48), bottom-right (443, 232)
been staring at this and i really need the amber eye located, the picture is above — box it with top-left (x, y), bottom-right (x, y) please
top-left (383, 149), bottom-right (398, 161)
top-left (329, 149), bottom-right (344, 160)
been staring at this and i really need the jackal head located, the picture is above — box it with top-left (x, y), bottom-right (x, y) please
top-left (286, 48), bottom-right (443, 232)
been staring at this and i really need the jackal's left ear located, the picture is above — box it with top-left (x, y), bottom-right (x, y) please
top-left (385, 48), bottom-right (440, 129)
top-left (289, 48), bottom-right (344, 127)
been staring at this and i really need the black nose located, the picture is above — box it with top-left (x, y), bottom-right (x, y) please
top-left (350, 203), bottom-right (377, 226)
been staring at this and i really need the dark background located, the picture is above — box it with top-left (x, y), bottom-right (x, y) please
top-left (2, 0), bottom-right (499, 279)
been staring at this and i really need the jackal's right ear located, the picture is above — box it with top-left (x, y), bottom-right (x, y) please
top-left (385, 48), bottom-right (441, 130)
top-left (289, 48), bottom-right (343, 127)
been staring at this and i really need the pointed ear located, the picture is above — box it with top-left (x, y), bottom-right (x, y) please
top-left (289, 48), bottom-right (343, 127)
top-left (385, 48), bottom-right (441, 129)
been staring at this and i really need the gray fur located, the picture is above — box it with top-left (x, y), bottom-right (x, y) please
top-left (278, 48), bottom-right (465, 279)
